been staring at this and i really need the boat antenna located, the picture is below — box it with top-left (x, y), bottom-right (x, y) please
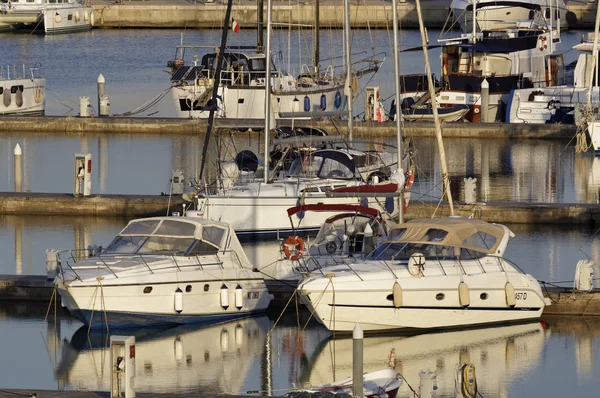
top-left (198, 0), bottom-right (235, 184)
top-left (391, 0), bottom-right (405, 223)
top-left (415, 0), bottom-right (454, 215)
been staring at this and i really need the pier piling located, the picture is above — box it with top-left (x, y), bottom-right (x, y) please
top-left (14, 143), bottom-right (22, 193)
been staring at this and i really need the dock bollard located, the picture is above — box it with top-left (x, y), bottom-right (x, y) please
top-left (110, 335), bottom-right (136, 398)
top-left (14, 143), bottom-right (22, 192)
top-left (97, 74), bottom-right (110, 117)
top-left (419, 370), bottom-right (437, 397)
top-left (353, 323), bottom-right (364, 398)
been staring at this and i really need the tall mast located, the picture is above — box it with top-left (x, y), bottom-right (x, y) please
top-left (257, 0), bottom-right (264, 53)
top-left (392, 0), bottom-right (404, 223)
top-left (471, 0), bottom-right (476, 44)
top-left (198, 0), bottom-right (235, 183)
top-left (586, 0), bottom-right (600, 107)
top-left (264, 0), bottom-right (273, 184)
top-left (314, 0), bottom-right (320, 73)
top-left (415, 0), bottom-right (454, 215)
top-left (344, 0), bottom-right (353, 142)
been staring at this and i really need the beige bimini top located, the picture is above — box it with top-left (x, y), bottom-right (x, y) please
top-left (385, 217), bottom-right (512, 256)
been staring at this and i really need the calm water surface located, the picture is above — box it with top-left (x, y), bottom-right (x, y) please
top-left (1, 28), bottom-right (600, 396)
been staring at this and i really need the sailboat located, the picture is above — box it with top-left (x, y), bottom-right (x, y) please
top-left (296, 0), bottom-right (549, 333)
top-left (167, 0), bottom-right (381, 120)
top-left (186, 0), bottom-right (409, 239)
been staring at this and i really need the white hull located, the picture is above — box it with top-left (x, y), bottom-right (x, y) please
top-left (195, 193), bottom-right (397, 237)
top-left (402, 107), bottom-right (470, 122)
top-left (300, 271), bottom-right (545, 332)
top-left (589, 120), bottom-right (600, 155)
top-left (172, 82), bottom-right (345, 120)
top-left (57, 269), bottom-right (272, 328)
top-left (0, 1), bottom-right (92, 33)
top-left (0, 76), bottom-right (45, 115)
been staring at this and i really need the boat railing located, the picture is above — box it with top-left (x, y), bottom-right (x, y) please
top-left (57, 248), bottom-right (255, 279)
top-left (0, 63), bottom-right (43, 81)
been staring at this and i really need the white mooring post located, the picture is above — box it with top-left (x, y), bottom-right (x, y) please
top-left (419, 369), bottom-right (438, 397)
top-left (14, 143), bottom-right (22, 193)
top-left (353, 323), bottom-right (364, 398)
top-left (481, 78), bottom-right (489, 122)
top-left (74, 153), bottom-right (92, 196)
top-left (110, 335), bottom-right (136, 398)
top-left (97, 74), bottom-right (110, 117)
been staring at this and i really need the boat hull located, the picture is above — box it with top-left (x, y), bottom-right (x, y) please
top-left (0, 77), bottom-right (45, 116)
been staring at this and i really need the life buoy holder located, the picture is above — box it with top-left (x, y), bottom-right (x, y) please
top-left (284, 235), bottom-right (305, 261)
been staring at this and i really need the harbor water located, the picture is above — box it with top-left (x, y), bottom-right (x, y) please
top-left (1, 28), bottom-right (599, 396)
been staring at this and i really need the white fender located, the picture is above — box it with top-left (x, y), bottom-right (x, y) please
top-left (458, 281), bottom-right (470, 307)
top-left (90, 10), bottom-right (95, 26)
top-left (220, 284), bottom-right (229, 309)
top-left (392, 282), bottom-right (402, 308)
top-left (74, 9), bottom-right (80, 22)
top-left (84, 10), bottom-right (89, 21)
top-left (505, 282), bottom-right (516, 307)
top-left (54, 13), bottom-right (63, 24)
top-left (3, 88), bottom-right (11, 107)
top-left (15, 88), bottom-right (23, 108)
top-left (174, 287), bottom-right (183, 313)
top-left (235, 285), bottom-right (243, 310)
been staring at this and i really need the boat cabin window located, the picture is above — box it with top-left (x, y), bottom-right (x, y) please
top-left (188, 240), bottom-right (219, 256)
top-left (104, 236), bottom-right (148, 254)
top-left (155, 220), bottom-right (196, 236)
top-left (202, 226), bottom-right (227, 247)
top-left (424, 229), bottom-right (448, 242)
top-left (462, 232), bottom-right (497, 251)
top-left (137, 237), bottom-right (196, 255)
top-left (369, 242), bottom-right (459, 261)
top-left (287, 154), bottom-right (357, 180)
top-left (121, 220), bottom-right (161, 236)
top-left (385, 228), bottom-right (406, 241)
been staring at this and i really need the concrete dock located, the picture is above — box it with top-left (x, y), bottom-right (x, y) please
top-left (0, 115), bottom-right (578, 139)
top-left (0, 192), bottom-right (185, 217)
top-left (90, 0), bottom-right (599, 30)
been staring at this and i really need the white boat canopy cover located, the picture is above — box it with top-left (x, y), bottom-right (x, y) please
top-left (103, 216), bottom-right (253, 268)
top-left (383, 217), bottom-right (512, 256)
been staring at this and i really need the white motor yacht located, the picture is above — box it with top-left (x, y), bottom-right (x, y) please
top-left (297, 217), bottom-right (549, 333)
top-left (0, 0), bottom-right (93, 34)
top-left (54, 216), bottom-right (273, 329)
top-left (0, 63), bottom-right (45, 116)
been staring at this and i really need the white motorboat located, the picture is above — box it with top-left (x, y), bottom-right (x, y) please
top-left (0, 63), bottom-right (45, 115)
top-left (450, 0), bottom-right (567, 33)
top-left (0, 0), bottom-right (93, 34)
top-left (190, 147), bottom-right (405, 238)
top-left (286, 368), bottom-right (403, 398)
top-left (54, 216), bottom-right (273, 329)
top-left (297, 217), bottom-right (549, 333)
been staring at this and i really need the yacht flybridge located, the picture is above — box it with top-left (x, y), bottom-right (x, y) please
top-left (297, 217), bottom-right (549, 333)
top-left (54, 216), bottom-right (273, 329)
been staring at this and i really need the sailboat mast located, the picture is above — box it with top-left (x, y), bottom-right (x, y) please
top-left (198, 0), bottom-right (235, 183)
top-left (415, 0), bottom-right (454, 215)
top-left (258, 0), bottom-right (264, 52)
top-left (471, 0), bottom-right (476, 44)
top-left (392, 0), bottom-right (404, 223)
top-left (264, 0), bottom-right (273, 184)
top-left (314, 0), bottom-right (320, 73)
top-left (344, 0), bottom-right (354, 141)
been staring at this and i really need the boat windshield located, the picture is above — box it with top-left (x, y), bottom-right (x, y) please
top-left (104, 236), bottom-right (198, 256)
top-left (368, 242), bottom-right (487, 260)
top-left (313, 214), bottom-right (385, 246)
top-left (286, 153), bottom-right (358, 180)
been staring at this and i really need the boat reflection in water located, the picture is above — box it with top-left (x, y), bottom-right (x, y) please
top-left (56, 316), bottom-right (270, 394)
top-left (305, 322), bottom-right (549, 397)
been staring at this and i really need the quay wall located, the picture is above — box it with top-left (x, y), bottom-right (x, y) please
top-left (90, 0), bottom-right (598, 30)
top-left (0, 116), bottom-right (577, 139)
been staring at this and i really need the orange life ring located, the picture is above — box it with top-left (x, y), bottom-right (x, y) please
top-left (284, 235), bottom-right (305, 261)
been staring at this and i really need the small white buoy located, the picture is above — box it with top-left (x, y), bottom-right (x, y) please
top-left (54, 13), bottom-right (63, 24)
top-left (220, 284), bottom-right (229, 310)
top-left (458, 281), bottom-right (470, 307)
top-left (90, 10), bottom-right (95, 26)
top-left (174, 287), bottom-right (183, 313)
top-left (505, 282), bottom-right (516, 307)
top-left (235, 285), bottom-right (244, 310)
top-left (392, 282), bottom-right (402, 308)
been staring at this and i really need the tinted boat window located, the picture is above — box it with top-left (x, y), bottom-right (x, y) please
top-left (154, 220), bottom-right (196, 237)
top-left (424, 229), bottom-right (448, 242)
top-left (121, 220), bottom-right (160, 236)
top-left (462, 232), bottom-right (497, 251)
